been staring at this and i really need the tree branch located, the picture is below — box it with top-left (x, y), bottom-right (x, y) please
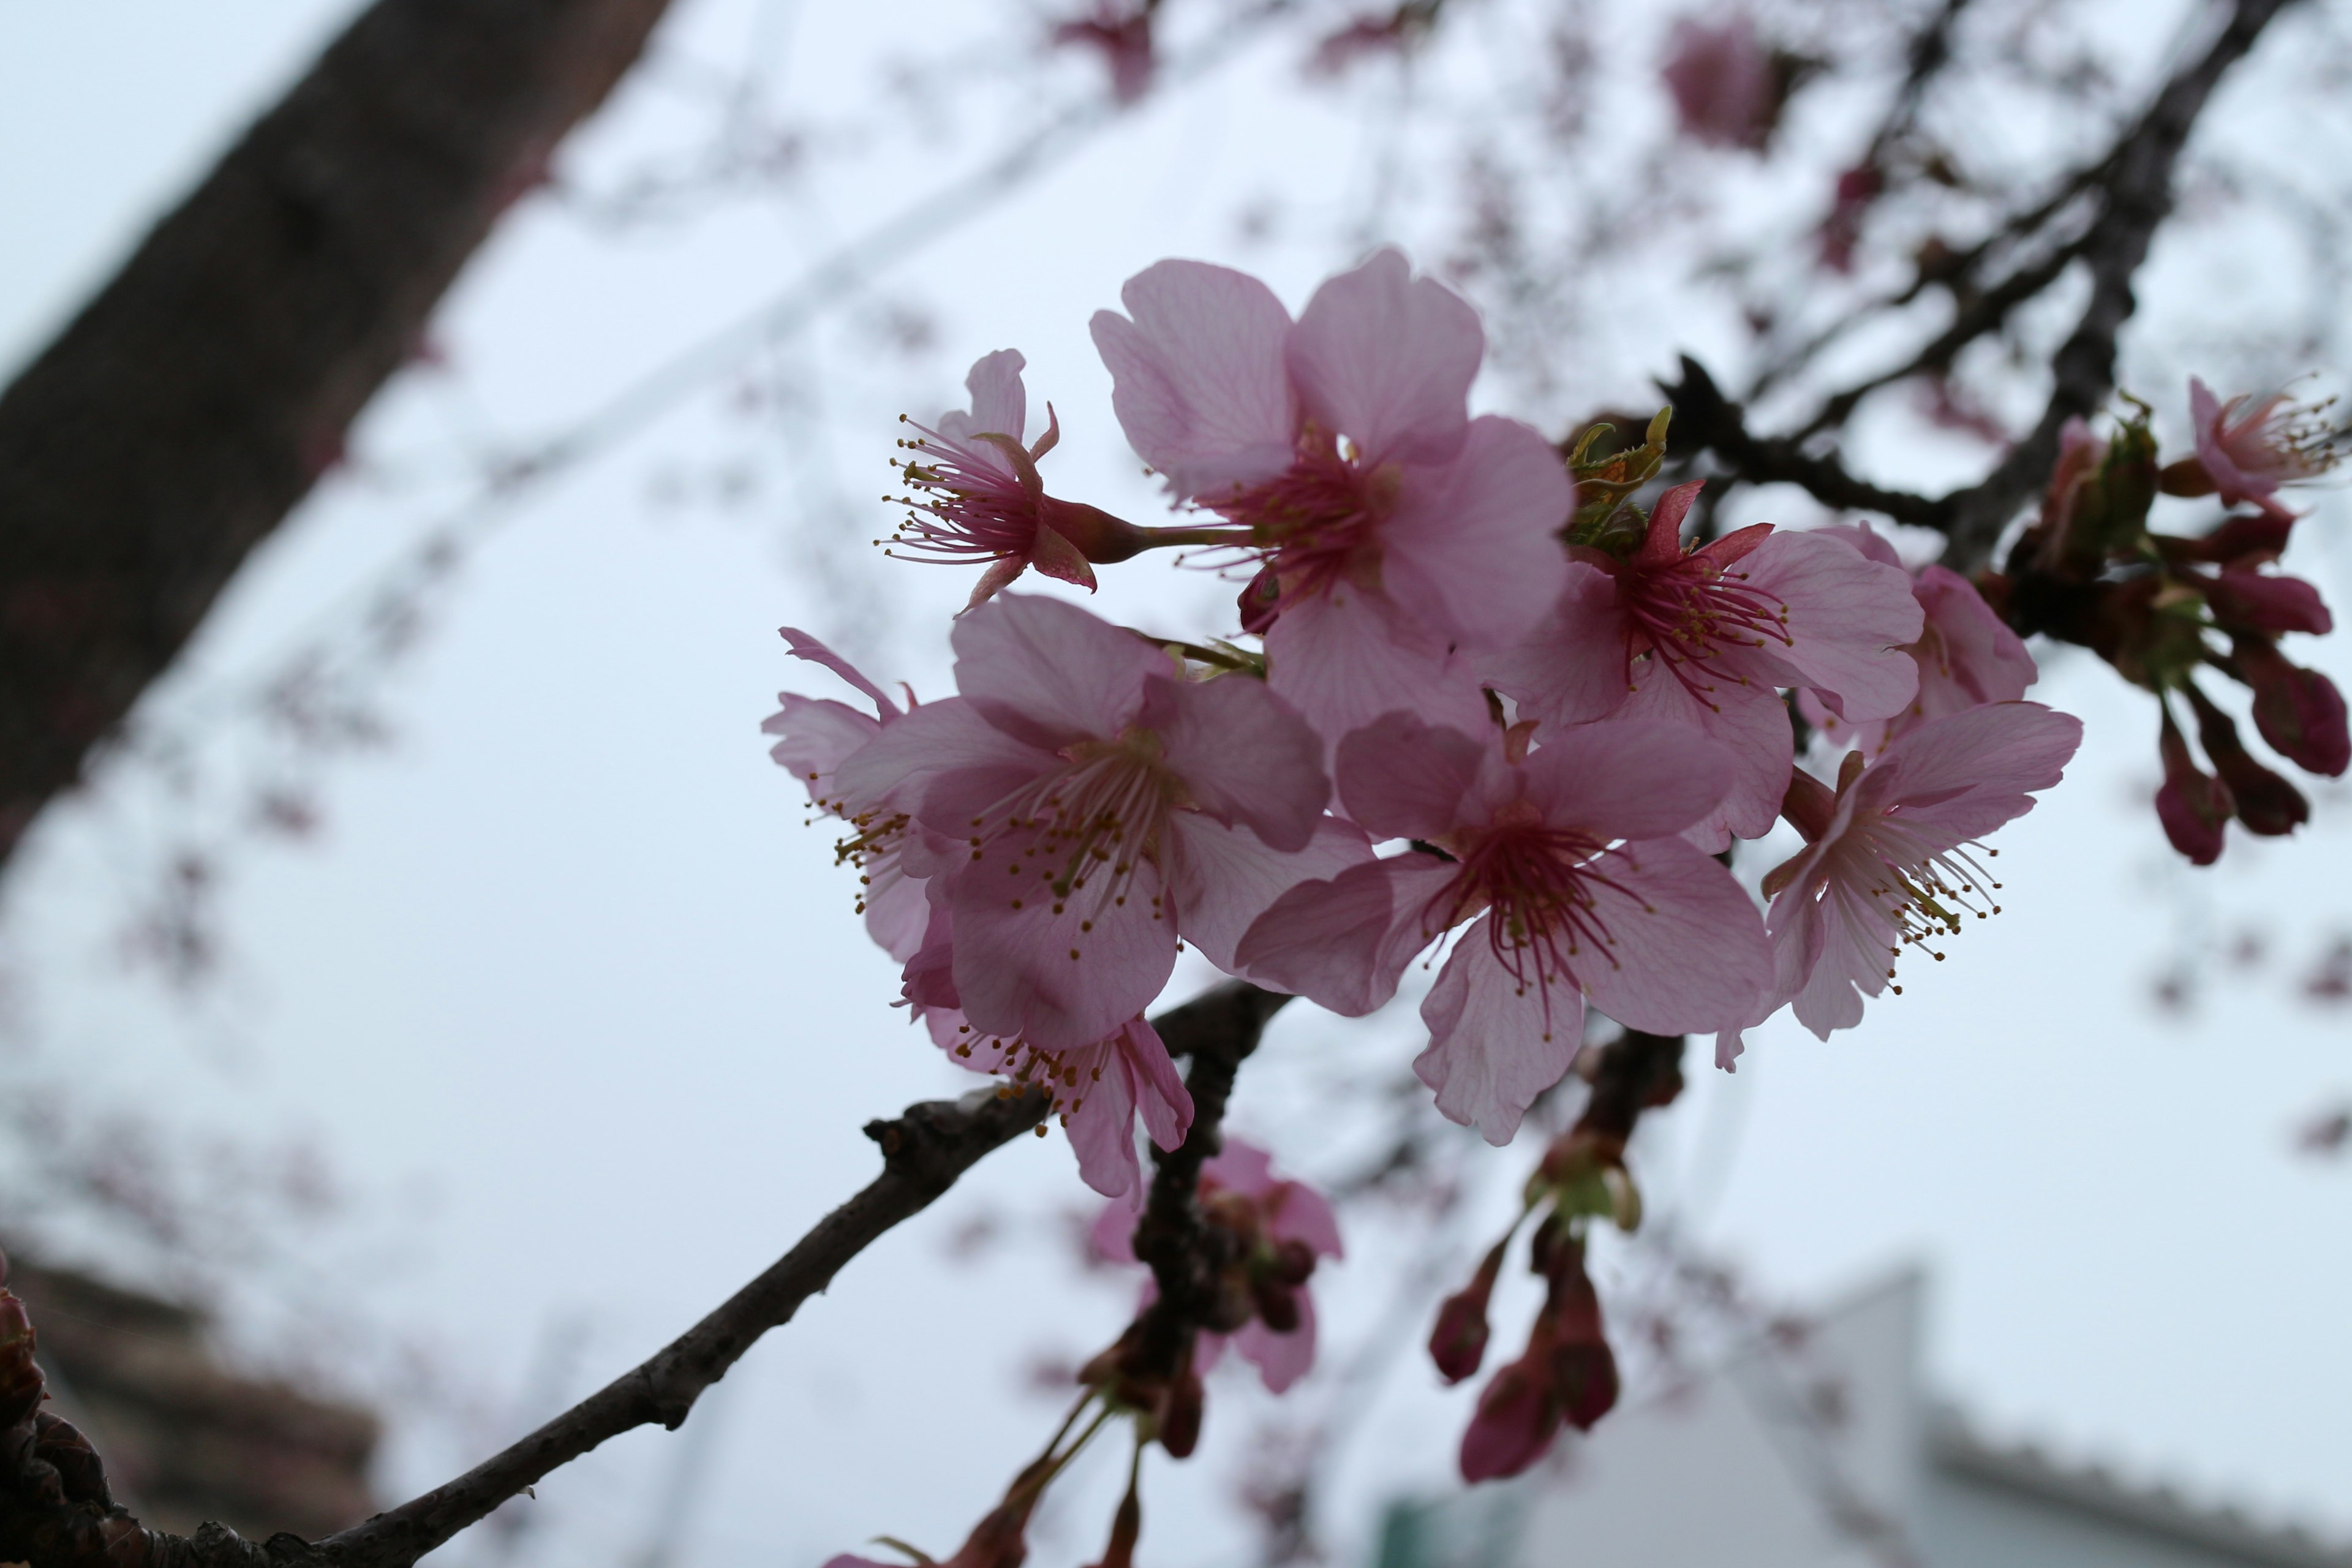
top-left (0, 0), bottom-right (677, 874)
top-left (1131, 982), bottom-right (1293, 1378)
top-left (1671, 0), bottom-right (2299, 569)
top-left (1936, 0), bottom-right (2297, 566)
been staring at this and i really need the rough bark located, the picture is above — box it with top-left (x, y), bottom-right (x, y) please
top-left (0, 0), bottom-right (677, 870)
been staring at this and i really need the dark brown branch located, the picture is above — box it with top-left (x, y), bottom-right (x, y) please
top-left (1131, 982), bottom-right (1293, 1378)
top-left (1676, 0), bottom-right (2298, 568)
top-left (1793, 231), bottom-right (2089, 440)
top-left (0, 0), bottom-right (677, 874)
top-left (1661, 357), bottom-right (1947, 527)
top-left (1936, 0), bottom-right (2297, 567)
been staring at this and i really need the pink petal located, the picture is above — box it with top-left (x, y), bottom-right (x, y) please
top-left (1787, 874), bottom-right (1891, 1038)
top-left (1265, 586), bottom-right (1489, 760)
top-left (1063, 1037), bottom-right (1146, 1198)
top-left (1512, 718), bottom-right (1735, 841)
top-left (1415, 921), bottom-right (1586, 1144)
top-left (1202, 1139), bottom-right (1276, 1194)
top-left (861, 850), bottom-right (933, 963)
top-left (761, 695), bottom-right (883, 803)
top-left (1912, 565), bottom-right (2035, 709)
top-left (1117, 1019), bottom-right (1194, 1153)
top-left (1479, 563), bottom-right (1631, 727)
top-left (1815, 521), bottom-right (1904, 568)
top-left (1610, 668), bottom-right (1792, 850)
top-left (1265, 1181), bottom-right (1344, 1259)
top-left (944, 857), bottom-right (1180, 1053)
top-left (1090, 1188), bottom-right (1144, 1263)
top-left (834, 696), bottom-right (1052, 827)
top-left (934, 349), bottom-right (1028, 447)
top-left (1570, 837), bottom-right (1771, 1034)
top-left (1285, 248), bottom-right (1480, 467)
top-left (1235, 853), bottom-right (1458, 1016)
top-left (1867, 701), bottom-right (2081, 836)
top-left (1231, 1287), bottom-right (1317, 1393)
top-left (950, 593), bottom-right (1163, 747)
top-left (778, 627), bottom-right (902, 719)
top-left (1165, 813), bottom-right (1374, 974)
top-left (1142, 673), bottom-right (1329, 851)
top-left (1732, 529), bottom-right (1923, 722)
top-left (2191, 377), bottom-right (2265, 505)
top-left (1090, 260), bottom-right (1298, 502)
top-left (1332, 711), bottom-right (1486, 840)
top-left (1379, 416), bottom-right (1574, 651)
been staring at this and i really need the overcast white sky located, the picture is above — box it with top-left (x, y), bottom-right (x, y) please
top-left (1, 2), bottom-right (2348, 1565)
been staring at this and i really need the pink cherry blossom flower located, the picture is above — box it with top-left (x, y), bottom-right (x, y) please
top-left (1660, 15), bottom-right (1775, 151)
top-left (835, 594), bottom-right (1371, 1052)
top-left (1093, 1139), bottom-right (1343, 1393)
top-left (1796, 523), bottom-right (2037, 758)
top-left (1237, 714), bottom-right (1772, 1144)
top-left (761, 628), bottom-right (932, 962)
top-left (2189, 377), bottom-right (2337, 518)
top-left (1719, 702), bottom-right (2081, 1069)
top-left (1483, 483), bottom-right (1923, 850)
top-left (1090, 251), bottom-right (1572, 747)
top-left (887, 350), bottom-right (1189, 609)
top-left (930, 1006), bottom-right (1191, 1198)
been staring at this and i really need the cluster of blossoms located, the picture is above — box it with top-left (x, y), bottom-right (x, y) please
top-left (1994, 382), bottom-right (2343, 866)
top-left (770, 247), bottom-right (2343, 1526)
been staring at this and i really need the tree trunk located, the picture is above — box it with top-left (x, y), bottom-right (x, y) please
top-left (0, 0), bottom-right (677, 871)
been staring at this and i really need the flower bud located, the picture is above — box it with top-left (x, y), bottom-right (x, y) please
top-left (2204, 570), bottom-right (2333, 638)
top-left (1158, 1355), bottom-right (1204, 1459)
top-left (1458, 1350), bottom-right (1561, 1483)
top-left (2186, 687), bottom-right (2308, 836)
top-left (1237, 567), bottom-right (1282, 635)
top-left (2155, 712), bottom-right (2232, 865)
top-left (1252, 1278), bottom-right (1302, 1335)
top-left (1428, 1240), bottom-right (1509, 1386)
top-left (1268, 1238), bottom-right (1317, 1287)
top-left (2236, 639), bottom-right (2351, 777)
top-left (1547, 1337), bottom-right (1622, 1433)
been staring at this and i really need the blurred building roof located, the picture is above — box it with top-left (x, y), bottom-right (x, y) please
top-left (10, 1258), bottom-right (377, 1541)
top-left (1378, 1270), bottom-right (2352, 1568)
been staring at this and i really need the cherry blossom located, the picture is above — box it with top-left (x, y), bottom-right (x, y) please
top-left (1719, 702), bottom-right (2081, 1069)
top-left (2188, 377), bottom-right (2337, 518)
top-left (761, 628), bottom-right (930, 962)
top-left (1483, 481), bottom-right (1922, 850)
top-left (1796, 522), bottom-right (2037, 758)
top-left (1093, 1139), bottom-right (1343, 1393)
top-left (1090, 250), bottom-right (1572, 747)
top-left (931, 1007), bottom-right (1191, 1198)
top-left (1237, 713), bottom-right (1771, 1143)
top-left (885, 350), bottom-right (1222, 608)
top-left (835, 593), bottom-right (1370, 1052)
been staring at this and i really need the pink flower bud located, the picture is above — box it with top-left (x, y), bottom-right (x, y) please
top-left (1428, 1240), bottom-right (1508, 1385)
top-left (2187, 688), bottom-right (2308, 837)
top-left (2204, 570), bottom-right (2333, 638)
top-left (1458, 1350), bottom-right (1561, 1483)
top-left (2155, 712), bottom-right (2233, 865)
top-left (2237, 639), bottom-right (2351, 777)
